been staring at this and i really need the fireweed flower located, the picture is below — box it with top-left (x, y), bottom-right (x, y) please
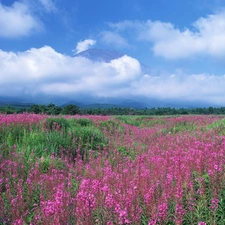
top-left (1, 115), bottom-right (225, 224)
top-left (13, 218), bottom-right (23, 225)
top-left (158, 202), bottom-right (168, 219)
top-left (210, 198), bottom-right (219, 211)
top-left (175, 203), bottom-right (185, 221)
top-left (148, 218), bottom-right (157, 225)
top-left (107, 221), bottom-right (113, 225)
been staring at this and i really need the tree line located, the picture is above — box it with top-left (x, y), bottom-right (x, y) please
top-left (0, 103), bottom-right (79, 115)
top-left (1, 103), bottom-right (225, 115)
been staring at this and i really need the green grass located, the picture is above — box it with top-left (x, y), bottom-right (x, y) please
top-left (205, 118), bottom-right (225, 135)
top-left (0, 117), bottom-right (108, 162)
top-left (115, 115), bottom-right (168, 132)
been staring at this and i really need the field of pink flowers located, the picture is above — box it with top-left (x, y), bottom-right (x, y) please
top-left (1, 114), bottom-right (225, 224)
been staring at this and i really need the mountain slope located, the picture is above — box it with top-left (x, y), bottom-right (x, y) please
top-left (74, 48), bottom-right (125, 62)
top-left (74, 48), bottom-right (152, 74)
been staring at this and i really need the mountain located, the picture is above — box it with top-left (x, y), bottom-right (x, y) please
top-left (75, 48), bottom-right (125, 62)
top-left (61, 101), bottom-right (83, 107)
top-left (74, 48), bottom-right (152, 74)
top-left (0, 96), bottom-right (24, 104)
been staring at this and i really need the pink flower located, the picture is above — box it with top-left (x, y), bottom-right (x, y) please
top-left (158, 202), bottom-right (168, 219)
top-left (107, 221), bottom-right (113, 225)
top-left (148, 218), bottom-right (157, 225)
top-left (210, 198), bottom-right (219, 211)
top-left (13, 218), bottom-right (23, 225)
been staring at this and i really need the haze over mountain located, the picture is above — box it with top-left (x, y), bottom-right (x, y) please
top-left (1, 0), bottom-right (225, 108)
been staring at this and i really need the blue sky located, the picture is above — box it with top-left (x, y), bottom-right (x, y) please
top-left (1, 0), bottom-right (225, 106)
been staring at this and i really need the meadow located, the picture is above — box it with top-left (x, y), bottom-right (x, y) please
top-left (1, 113), bottom-right (225, 224)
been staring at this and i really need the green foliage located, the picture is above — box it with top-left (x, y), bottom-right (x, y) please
top-left (161, 121), bottom-right (196, 135)
top-left (117, 146), bottom-right (136, 159)
top-left (45, 117), bottom-right (70, 131)
top-left (1, 125), bottom-right (26, 146)
top-left (115, 115), bottom-right (165, 128)
top-left (30, 103), bottom-right (62, 115)
top-left (62, 104), bottom-right (80, 115)
top-left (75, 118), bottom-right (93, 126)
top-left (99, 119), bottom-right (123, 134)
top-left (115, 115), bottom-right (145, 126)
top-left (79, 106), bottom-right (225, 116)
top-left (205, 118), bottom-right (225, 135)
top-left (38, 156), bottom-right (51, 173)
top-left (0, 124), bottom-right (37, 158)
top-left (216, 186), bottom-right (225, 224)
top-left (2, 101), bottom-right (225, 115)
top-left (71, 125), bottom-right (107, 149)
top-left (0, 117), bottom-right (107, 162)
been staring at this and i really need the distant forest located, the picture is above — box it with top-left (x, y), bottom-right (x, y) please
top-left (1, 103), bottom-right (225, 115)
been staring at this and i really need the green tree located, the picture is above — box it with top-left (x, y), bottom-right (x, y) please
top-left (30, 104), bottom-right (42, 114)
top-left (46, 103), bottom-right (62, 115)
top-left (62, 104), bottom-right (79, 115)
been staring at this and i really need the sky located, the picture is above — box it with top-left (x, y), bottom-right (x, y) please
top-left (1, 0), bottom-right (225, 106)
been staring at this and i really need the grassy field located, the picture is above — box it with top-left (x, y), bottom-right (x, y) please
top-left (1, 113), bottom-right (225, 224)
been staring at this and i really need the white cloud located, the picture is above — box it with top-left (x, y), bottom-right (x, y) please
top-left (108, 11), bottom-right (225, 59)
top-left (0, 46), bottom-right (141, 97)
top-left (134, 72), bottom-right (225, 105)
top-left (39, 0), bottom-right (57, 12)
top-left (100, 31), bottom-right (130, 48)
top-left (74, 39), bottom-right (96, 54)
top-left (1, 46), bottom-right (225, 105)
top-left (0, 1), bottom-right (42, 38)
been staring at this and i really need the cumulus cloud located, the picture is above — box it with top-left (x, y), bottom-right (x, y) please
top-left (108, 10), bottom-right (225, 59)
top-left (74, 39), bottom-right (96, 54)
top-left (1, 46), bottom-right (225, 105)
top-left (0, 46), bottom-right (141, 97)
top-left (0, 1), bottom-right (42, 38)
top-left (100, 31), bottom-right (130, 48)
